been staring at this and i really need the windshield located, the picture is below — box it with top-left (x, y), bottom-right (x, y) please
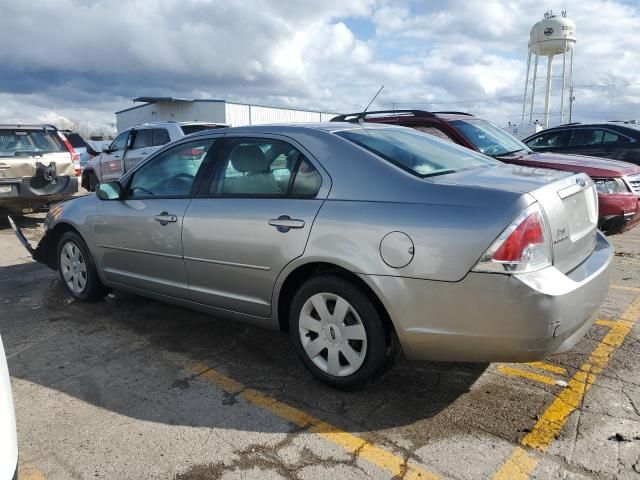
top-left (451, 120), bottom-right (532, 157)
top-left (335, 127), bottom-right (498, 177)
top-left (0, 129), bottom-right (65, 156)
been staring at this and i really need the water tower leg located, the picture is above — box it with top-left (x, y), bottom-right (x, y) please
top-left (560, 49), bottom-right (567, 124)
top-left (521, 50), bottom-right (532, 125)
top-left (543, 56), bottom-right (553, 128)
top-left (529, 54), bottom-right (539, 124)
top-left (568, 48), bottom-right (575, 123)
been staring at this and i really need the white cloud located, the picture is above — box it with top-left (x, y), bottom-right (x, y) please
top-left (0, 0), bottom-right (639, 133)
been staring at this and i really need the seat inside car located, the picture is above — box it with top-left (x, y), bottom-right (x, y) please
top-left (219, 144), bottom-right (280, 194)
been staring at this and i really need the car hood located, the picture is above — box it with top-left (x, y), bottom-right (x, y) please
top-left (497, 152), bottom-right (640, 178)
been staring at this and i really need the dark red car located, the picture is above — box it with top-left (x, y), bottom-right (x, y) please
top-left (331, 110), bottom-right (640, 234)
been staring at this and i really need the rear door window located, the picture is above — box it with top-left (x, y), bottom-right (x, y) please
top-left (152, 128), bottom-right (171, 146)
top-left (208, 138), bottom-right (321, 196)
top-left (132, 130), bottom-right (152, 149)
top-left (569, 129), bottom-right (605, 146)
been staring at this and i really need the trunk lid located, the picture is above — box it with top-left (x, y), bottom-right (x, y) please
top-left (528, 172), bottom-right (598, 274)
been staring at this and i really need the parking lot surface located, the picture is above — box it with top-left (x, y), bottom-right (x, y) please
top-left (0, 213), bottom-right (639, 480)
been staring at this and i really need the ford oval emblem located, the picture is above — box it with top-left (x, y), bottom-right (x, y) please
top-left (576, 177), bottom-right (586, 187)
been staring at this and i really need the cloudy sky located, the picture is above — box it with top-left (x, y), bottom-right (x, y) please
top-left (1, 0), bottom-right (639, 134)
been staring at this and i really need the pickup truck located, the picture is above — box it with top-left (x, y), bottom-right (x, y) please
top-left (81, 121), bottom-right (227, 191)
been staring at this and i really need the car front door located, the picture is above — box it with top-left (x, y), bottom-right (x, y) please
top-left (99, 130), bottom-right (131, 182)
top-left (93, 138), bottom-right (217, 298)
top-left (182, 135), bottom-right (330, 318)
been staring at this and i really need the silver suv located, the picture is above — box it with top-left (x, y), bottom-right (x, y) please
top-left (81, 121), bottom-right (227, 191)
top-left (0, 124), bottom-right (79, 214)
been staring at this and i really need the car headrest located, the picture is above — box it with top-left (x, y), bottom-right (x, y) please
top-left (229, 145), bottom-right (270, 173)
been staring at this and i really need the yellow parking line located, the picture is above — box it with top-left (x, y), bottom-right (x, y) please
top-left (187, 362), bottom-right (439, 480)
top-left (525, 361), bottom-right (567, 376)
top-left (19, 465), bottom-right (45, 480)
top-left (492, 293), bottom-right (640, 479)
top-left (497, 366), bottom-right (559, 386)
top-left (611, 284), bottom-right (640, 293)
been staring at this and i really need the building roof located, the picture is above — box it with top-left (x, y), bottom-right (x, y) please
top-left (116, 97), bottom-right (335, 115)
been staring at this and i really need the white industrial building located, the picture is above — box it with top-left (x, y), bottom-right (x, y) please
top-left (115, 97), bottom-right (337, 133)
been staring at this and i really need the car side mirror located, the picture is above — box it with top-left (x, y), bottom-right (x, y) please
top-left (102, 144), bottom-right (111, 153)
top-left (97, 182), bottom-right (122, 200)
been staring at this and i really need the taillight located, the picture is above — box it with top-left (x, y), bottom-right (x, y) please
top-left (473, 203), bottom-right (552, 274)
top-left (57, 132), bottom-right (81, 176)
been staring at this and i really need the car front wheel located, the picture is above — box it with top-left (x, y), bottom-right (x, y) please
top-left (289, 274), bottom-right (397, 390)
top-left (57, 231), bottom-right (109, 301)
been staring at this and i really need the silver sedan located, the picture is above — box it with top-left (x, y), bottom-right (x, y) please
top-left (11, 123), bottom-right (613, 390)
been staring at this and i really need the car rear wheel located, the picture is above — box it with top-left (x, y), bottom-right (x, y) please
top-left (57, 231), bottom-right (109, 302)
top-left (289, 274), bottom-right (396, 390)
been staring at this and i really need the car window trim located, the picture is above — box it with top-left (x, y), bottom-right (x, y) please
top-left (110, 130), bottom-right (130, 152)
top-left (120, 137), bottom-right (221, 201)
top-left (195, 136), bottom-right (322, 199)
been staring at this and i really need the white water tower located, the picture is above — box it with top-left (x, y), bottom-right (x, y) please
top-left (521, 11), bottom-right (576, 127)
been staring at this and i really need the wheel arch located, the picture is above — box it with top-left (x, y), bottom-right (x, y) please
top-left (35, 221), bottom-right (84, 270)
top-left (274, 260), bottom-right (399, 348)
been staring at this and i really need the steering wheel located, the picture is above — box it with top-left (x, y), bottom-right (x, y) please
top-left (172, 172), bottom-right (195, 183)
top-left (167, 172), bottom-right (195, 190)
top-left (131, 186), bottom-right (155, 196)
top-left (483, 144), bottom-right (502, 156)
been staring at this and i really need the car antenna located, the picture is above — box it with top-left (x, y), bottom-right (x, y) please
top-left (358, 85), bottom-right (384, 123)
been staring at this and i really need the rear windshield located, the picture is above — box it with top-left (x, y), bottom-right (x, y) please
top-left (0, 129), bottom-right (65, 155)
top-left (181, 124), bottom-right (224, 135)
top-left (335, 128), bottom-right (498, 177)
top-left (65, 132), bottom-right (89, 149)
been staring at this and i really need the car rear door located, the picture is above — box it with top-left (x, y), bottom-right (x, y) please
top-left (182, 135), bottom-right (330, 318)
top-left (99, 130), bottom-right (131, 182)
top-left (93, 137), bottom-right (218, 298)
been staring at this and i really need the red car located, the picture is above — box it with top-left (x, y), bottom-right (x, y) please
top-left (332, 110), bottom-right (640, 234)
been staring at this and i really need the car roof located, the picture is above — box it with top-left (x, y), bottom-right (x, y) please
top-left (185, 121), bottom-right (409, 138)
top-left (330, 109), bottom-right (475, 124)
top-left (0, 124), bottom-right (59, 130)
top-left (541, 122), bottom-right (640, 131)
top-left (133, 121), bottom-right (229, 129)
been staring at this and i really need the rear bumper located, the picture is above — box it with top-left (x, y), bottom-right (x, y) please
top-left (0, 177), bottom-right (78, 211)
top-left (363, 231), bottom-right (613, 363)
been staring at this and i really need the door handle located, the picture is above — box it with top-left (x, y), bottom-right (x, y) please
top-left (154, 212), bottom-right (178, 226)
top-left (269, 215), bottom-right (305, 232)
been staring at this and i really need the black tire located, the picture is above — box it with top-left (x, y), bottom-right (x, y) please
top-left (57, 231), bottom-right (109, 302)
top-left (289, 274), bottom-right (397, 390)
top-left (88, 171), bottom-right (99, 192)
top-left (82, 171), bottom-right (99, 192)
